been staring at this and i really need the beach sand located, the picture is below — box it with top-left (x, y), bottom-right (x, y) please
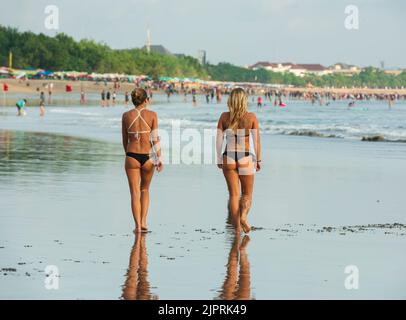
top-left (0, 124), bottom-right (405, 299)
top-left (1, 78), bottom-right (406, 100)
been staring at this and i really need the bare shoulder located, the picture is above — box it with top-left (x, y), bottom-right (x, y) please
top-left (122, 110), bottom-right (131, 120)
top-left (146, 109), bottom-right (157, 117)
top-left (220, 111), bottom-right (230, 120)
top-left (247, 112), bottom-right (258, 121)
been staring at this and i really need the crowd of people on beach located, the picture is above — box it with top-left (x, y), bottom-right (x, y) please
top-left (10, 77), bottom-right (406, 117)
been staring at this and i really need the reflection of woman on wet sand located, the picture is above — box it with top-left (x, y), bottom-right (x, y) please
top-left (121, 234), bottom-right (158, 300)
top-left (216, 88), bottom-right (261, 233)
top-left (218, 234), bottom-right (251, 300)
top-left (122, 88), bottom-right (163, 233)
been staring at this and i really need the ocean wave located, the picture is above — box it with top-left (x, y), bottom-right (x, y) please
top-left (361, 136), bottom-right (406, 143)
top-left (50, 109), bottom-right (103, 117)
top-left (284, 130), bottom-right (338, 138)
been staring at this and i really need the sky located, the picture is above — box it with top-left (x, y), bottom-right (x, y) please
top-left (1, 0), bottom-right (405, 68)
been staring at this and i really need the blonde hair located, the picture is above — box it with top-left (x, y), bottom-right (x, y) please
top-left (227, 88), bottom-right (248, 129)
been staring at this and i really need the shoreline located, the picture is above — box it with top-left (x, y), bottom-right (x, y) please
top-left (1, 78), bottom-right (406, 96)
top-left (1, 99), bottom-right (406, 144)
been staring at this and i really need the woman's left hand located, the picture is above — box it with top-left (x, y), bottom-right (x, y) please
top-left (155, 160), bottom-right (164, 173)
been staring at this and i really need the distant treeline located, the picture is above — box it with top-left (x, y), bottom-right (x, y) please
top-left (1, 25), bottom-right (406, 88)
top-left (207, 63), bottom-right (406, 88)
top-left (0, 26), bottom-right (207, 79)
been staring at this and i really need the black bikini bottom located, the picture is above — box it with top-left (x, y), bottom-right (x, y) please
top-left (126, 153), bottom-right (150, 166)
top-left (223, 150), bottom-right (255, 162)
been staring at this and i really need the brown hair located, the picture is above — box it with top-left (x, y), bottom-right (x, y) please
top-left (227, 88), bottom-right (248, 129)
top-left (131, 88), bottom-right (148, 107)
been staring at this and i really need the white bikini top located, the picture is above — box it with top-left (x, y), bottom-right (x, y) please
top-left (127, 107), bottom-right (151, 136)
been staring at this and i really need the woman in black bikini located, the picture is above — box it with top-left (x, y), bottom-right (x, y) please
top-left (216, 88), bottom-right (261, 233)
top-left (122, 88), bottom-right (163, 234)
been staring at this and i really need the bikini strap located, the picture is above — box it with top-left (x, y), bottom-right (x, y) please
top-left (127, 107), bottom-right (151, 132)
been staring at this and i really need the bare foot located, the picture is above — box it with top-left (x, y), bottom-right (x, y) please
top-left (240, 221), bottom-right (251, 234)
top-left (240, 208), bottom-right (251, 234)
top-left (133, 228), bottom-right (142, 234)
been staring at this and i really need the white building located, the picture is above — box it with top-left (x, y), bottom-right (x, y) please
top-left (249, 62), bottom-right (331, 77)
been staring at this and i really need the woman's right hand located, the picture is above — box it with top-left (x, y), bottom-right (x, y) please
top-left (217, 157), bottom-right (223, 170)
top-left (256, 161), bottom-right (261, 172)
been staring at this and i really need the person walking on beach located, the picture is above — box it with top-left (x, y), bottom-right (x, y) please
top-left (101, 90), bottom-right (106, 107)
top-left (388, 95), bottom-right (394, 109)
top-left (257, 96), bottom-right (263, 109)
top-left (80, 90), bottom-right (86, 105)
top-left (122, 88), bottom-right (163, 234)
top-left (112, 91), bottom-right (117, 106)
top-left (39, 91), bottom-right (45, 106)
top-left (48, 82), bottom-right (53, 104)
top-left (106, 90), bottom-right (111, 107)
top-left (216, 88), bottom-right (261, 233)
top-left (125, 91), bottom-right (130, 107)
top-left (39, 101), bottom-right (46, 117)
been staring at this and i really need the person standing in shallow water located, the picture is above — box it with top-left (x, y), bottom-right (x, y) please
top-left (122, 88), bottom-right (163, 234)
top-left (216, 88), bottom-right (261, 233)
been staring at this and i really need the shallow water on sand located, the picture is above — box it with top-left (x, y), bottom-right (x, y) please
top-left (1, 98), bottom-right (406, 299)
top-left (0, 131), bottom-right (405, 299)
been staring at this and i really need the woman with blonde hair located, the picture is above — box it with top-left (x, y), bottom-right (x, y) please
top-left (216, 88), bottom-right (261, 233)
top-left (122, 88), bottom-right (163, 234)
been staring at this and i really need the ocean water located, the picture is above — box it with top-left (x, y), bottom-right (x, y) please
top-left (1, 93), bottom-right (406, 143)
top-left (1, 94), bottom-right (406, 299)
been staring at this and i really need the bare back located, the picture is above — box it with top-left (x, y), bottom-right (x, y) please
top-left (218, 112), bottom-right (258, 152)
top-left (122, 108), bottom-right (157, 154)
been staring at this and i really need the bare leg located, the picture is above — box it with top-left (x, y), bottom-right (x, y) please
top-left (126, 157), bottom-right (142, 233)
top-left (238, 157), bottom-right (255, 233)
top-left (222, 157), bottom-right (240, 231)
top-left (140, 161), bottom-right (155, 231)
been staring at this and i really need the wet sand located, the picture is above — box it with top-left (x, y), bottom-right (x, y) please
top-left (1, 127), bottom-right (405, 299)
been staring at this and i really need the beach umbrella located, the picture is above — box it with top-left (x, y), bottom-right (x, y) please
top-left (14, 71), bottom-right (26, 79)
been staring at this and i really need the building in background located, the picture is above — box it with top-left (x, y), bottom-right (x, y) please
top-left (249, 62), bottom-right (291, 73)
top-left (197, 50), bottom-right (207, 65)
top-left (248, 61), bottom-right (330, 77)
top-left (287, 64), bottom-right (330, 77)
top-left (141, 44), bottom-right (173, 56)
top-left (328, 63), bottom-right (361, 76)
